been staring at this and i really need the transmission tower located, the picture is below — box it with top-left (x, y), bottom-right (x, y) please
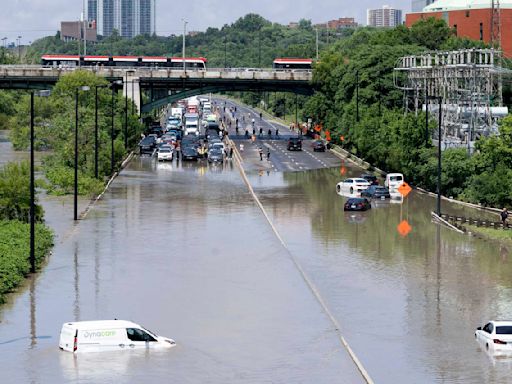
top-left (394, 49), bottom-right (507, 152)
top-left (491, 0), bottom-right (501, 47)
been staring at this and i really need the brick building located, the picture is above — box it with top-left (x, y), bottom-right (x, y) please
top-left (406, 0), bottom-right (512, 57)
top-left (61, 21), bottom-right (97, 43)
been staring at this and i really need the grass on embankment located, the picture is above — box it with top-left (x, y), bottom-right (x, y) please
top-left (0, 220), bottom-right (53, 303)
top-left (465, 225), bottom-right (512, 246)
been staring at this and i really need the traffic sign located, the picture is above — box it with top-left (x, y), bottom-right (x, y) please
top-left (397, 182), bottom-right (412, 198)
top-left (397, 220), bottom-right (412, 237)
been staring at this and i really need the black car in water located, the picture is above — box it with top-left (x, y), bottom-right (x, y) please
top-left (361, 185), bottom-right (391, 199)
top-left (139, 136), bottom-right (156, 155)
top-left (344, 197), bottom-right (371, 211)
top-left (181, 145), bottom-right (199, 160)
top-left (311, 140), bottom-right (326, 152)
top-left (287, 137), bottom-right (302, 151)
top-left (360, 173), bottom-right (379, 185)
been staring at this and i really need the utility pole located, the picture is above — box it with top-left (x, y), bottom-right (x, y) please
top-left (224, 34), bottom-right (227, 69)
top-left (17, 36), bottom-right (21, 61)
top-left (258, 29), bottom-right (261, 67)
top-left (182, 19), bottom-right (187, 73)
top-left (315, 28), bottom-right (319, 61)
top-left (82, 0), bottom-right (87, 56)
top-left (437, 97), bottom-right (443, 216)
top-left (356, 70), bottom-right (359, 122)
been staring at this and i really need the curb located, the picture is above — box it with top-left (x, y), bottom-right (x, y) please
top-left (79, 151), bottom-right (135, 220)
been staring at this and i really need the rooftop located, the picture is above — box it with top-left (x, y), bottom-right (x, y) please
top-left (424, 0), bottom-right (512, 12)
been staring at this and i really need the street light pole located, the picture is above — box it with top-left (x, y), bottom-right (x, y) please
top-left (95, 86), bottom-right (99, 179)
top-left (425, 84), bottom-right (429, 147)
top-left (182, 19), bottom-right (187, 73)
top-left (74, 86), bottom-right (90, 221)
top-left (315, 28), bottom-right (319, 61)
top-left (17, 36), bottom-right (21, 61)
top-left (29, 92), bottom-right (35, 272)
top-left (437, 96), bottom-right (443, 216)
top-left (258, 29), bottom-right (261, 68)
top-left (224, 34), bottom-right (227, 69)
top-left (356, 70), bottom-right (359, 122)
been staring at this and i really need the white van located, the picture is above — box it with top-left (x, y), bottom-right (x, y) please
top-left (59, 320), bottom-right (176, 353)
top-left (385, 173), bottom-right (404, 190)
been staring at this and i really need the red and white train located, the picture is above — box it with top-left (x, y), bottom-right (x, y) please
top-left (272, 58), bottom-right (313, 71)
top-left (41, 54), bottom-right (208, 69)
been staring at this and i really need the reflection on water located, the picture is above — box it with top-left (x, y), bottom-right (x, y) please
top-left (248, 164), bottom-right (512, 383)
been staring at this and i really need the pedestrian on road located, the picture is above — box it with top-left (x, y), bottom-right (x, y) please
top-left (253, 128), bottom-right (256, 136)
top-left (275, 128), bottom-right (279, 137)
top-left (235, 125), bottom-right (239, 135)
top-left (258, 147), bottom-right (263, 161)
top-left (236, 118), bottom-right (239, 126)
top-left (229, 147), bottom-right (234, 159)
top-left (266, 148), bottom-right (270, 161)
top-left (501, 208), bottom-right (509, 227)
top-left (235, 107), bottom-right (237, 112)
top-left (240, 143), bottom-right (244, 152)
top-left (268, 128), bottom-right (272, 138)
top-left (259, 127), bottom-right (263, 137)
top-left (245, 129), bottom-right (249, 138)
top-left (259, 112), bottom-right (263, 120)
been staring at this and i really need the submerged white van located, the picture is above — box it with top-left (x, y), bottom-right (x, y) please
top-left (59, 320), bottom-right (176, 353)
top-left (385, 173), bottom-right (404, 190)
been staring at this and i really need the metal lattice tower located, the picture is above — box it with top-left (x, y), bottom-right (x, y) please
top-left (491, 0), bottom-right (501, 47)
top-left (393, 49), bottom-right (507, 150)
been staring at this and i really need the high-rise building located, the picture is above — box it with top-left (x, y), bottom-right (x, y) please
top-left (411, 0), bottom-right (436, 12)
top-left (88, 0), bottom-right (155, 38)
top-left (367, 5), bottom-right (403, 27)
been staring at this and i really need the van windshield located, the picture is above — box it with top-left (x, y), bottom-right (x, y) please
top-left (126, 328), bottom-right (157, 342)
top-left (390, 176), bottom-right (403, 181)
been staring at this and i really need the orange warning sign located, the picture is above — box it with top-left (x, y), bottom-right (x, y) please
top-left (340, 135), bottom-right (345, 141)
top-left (397, 220), bottom-right (412, 237)
top-left (340, 166), bottom-right (347, 175)
top-left (397, 182), bottom-right (412, 198)
top-left (325, 130), bottom-right (331, 141)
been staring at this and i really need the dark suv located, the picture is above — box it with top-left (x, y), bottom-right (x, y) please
top-left (287, 137), bottom-right (302, 151)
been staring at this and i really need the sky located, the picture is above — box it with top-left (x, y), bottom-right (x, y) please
top-left (0, 0), bottom-right (410, 45)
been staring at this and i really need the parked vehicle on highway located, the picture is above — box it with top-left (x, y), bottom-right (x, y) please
top-left (59, 320), bottom-right (176, 353)
top-left (287, 137), bottom-right (302, 151)
top-left (475, 321), bottom-right (512, 354)
top-left (311, 140), bottom-right (326, 152)
top-left (336, 178), bottom-right (371, 194)
top-left (361, 185), bottom-right (391, 199)
top-left (385, 173), bottom-right (404, 190)
top-left (157, 146), bottom-right (174, 161)
top-left (361, 173), bottom-right (379, 185)
top-left (208, 148), bottom-right (224, 163)
top-left (344, 197), bottom-right (371, 211)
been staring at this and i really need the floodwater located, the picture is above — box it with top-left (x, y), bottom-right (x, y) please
top-left (248, 162), bottom-right (512, 383)
top-left (1, 142), bottom-right (511, 382)
top-left (0, 158), bottom-right (364, 384)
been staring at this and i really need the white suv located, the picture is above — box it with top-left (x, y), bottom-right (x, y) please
top-left (336, 178), bottom-right (370, 194)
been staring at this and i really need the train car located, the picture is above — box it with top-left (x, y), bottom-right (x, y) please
top-left (41, 55), bottom-right (207, 70)
top-left (170, 57), bottom-right (207, 70)
top-left (272, 58), bottom-right (313, 71)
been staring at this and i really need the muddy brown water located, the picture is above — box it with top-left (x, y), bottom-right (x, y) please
top-left (0, 143), bottom-right (510, 382)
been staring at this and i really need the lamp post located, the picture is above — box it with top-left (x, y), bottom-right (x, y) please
top-left (224, 34), bottom-right (227, 69)
top-left (17, 35), bottom-right (22, 61)
top-left (427, 95), bottom-right (443, 215)
top-left (182, 18), bottom-right (187, 73)
top-left (258, 29), bottom-right (261, 68)
top-left (29, 90), bottom-right (50, 273)
top-left (74, 85), bottom-right (90, 221)
top-left (124, 71), bottom-right (135, 149)
top-left (94, 84), bottom-right (108, 179)
top-left (109, 80), bottom-right (123, 175)
top-left (315, 28), bottom-right (319, 61)
top-left (356, 70), bottom-right (359, 122)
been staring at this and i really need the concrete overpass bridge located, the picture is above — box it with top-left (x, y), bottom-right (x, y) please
top-left (0, 66), bottom-right (313, 113)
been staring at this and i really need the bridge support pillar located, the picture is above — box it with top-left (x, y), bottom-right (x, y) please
top-left (123, 75), bottom-right (141, 114)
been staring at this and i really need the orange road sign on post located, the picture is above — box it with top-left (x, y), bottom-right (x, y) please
top-left (340, 166), bottom-right (347, 175)
top-left (325, 130), bottom-right (331, 141)
top-left (397, 220), bottom-right (412, 237)
top-left (397, 182), bottom-right (412, 198)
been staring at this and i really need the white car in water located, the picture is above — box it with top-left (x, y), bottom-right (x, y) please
top-left (336, 178), bottom-right (370, 195)
top-left (157, 146), bottom-right (174, 161)
top-left (59, 320), bottom-right (176, 353)
top-left (475, 320), bottom-right (512, 354)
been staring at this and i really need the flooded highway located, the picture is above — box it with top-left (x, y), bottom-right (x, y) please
top-left (1, 129), bottom-right (512, 382)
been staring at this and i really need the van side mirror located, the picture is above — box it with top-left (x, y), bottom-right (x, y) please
top-left (477, 327), bottom-right (482, 330)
